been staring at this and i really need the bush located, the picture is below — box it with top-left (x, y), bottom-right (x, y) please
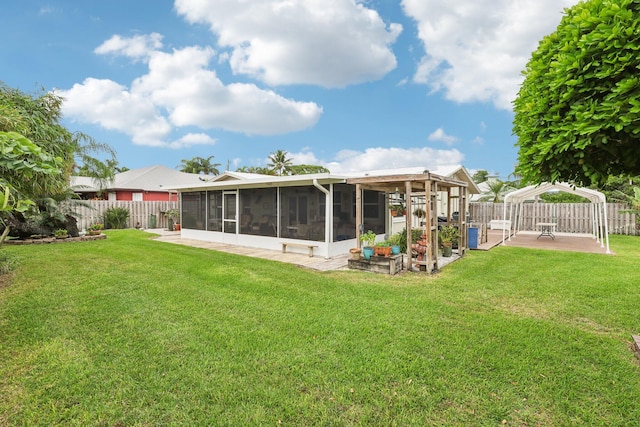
top-left (103, 207), bottom-right (130, 229)
top-left (397, 228), bottom-right (424, 253)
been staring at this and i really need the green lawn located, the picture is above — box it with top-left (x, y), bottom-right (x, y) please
top-left (1, 230), bottom-right (639, 426)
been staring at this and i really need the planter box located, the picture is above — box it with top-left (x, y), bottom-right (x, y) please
top-left (348, 254), bottom-right (403, 275)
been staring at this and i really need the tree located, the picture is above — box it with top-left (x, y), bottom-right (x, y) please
top-left (596, 174), bottom-right (639, 202)
top-left (1, 83), bottom-right (116, 198)
top-left (513, 0), bottom-right (640, 186)
top-left (236, 166), bottom-right (276, 175)
top-left (267, 149), bottom-right (293, 176)
top-left (472, 170), bottom-right (489, 184)
top-left (479, 179), bottom-right (512, 203)
top-left (0, 82), bottom-right (116, 240)
top-left (178, 155), bottom-right (220, 175)
top-left (288, 164), bottom-right (330, 175)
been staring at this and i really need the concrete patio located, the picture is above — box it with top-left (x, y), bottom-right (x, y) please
top-left (147, 228), bottom-right (462, 272)
top-left (477, 229), bottom-right (613, 255)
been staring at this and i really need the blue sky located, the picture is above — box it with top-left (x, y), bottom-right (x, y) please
top-left (1, 0), bottom-right (578, 178)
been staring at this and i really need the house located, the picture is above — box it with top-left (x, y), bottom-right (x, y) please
top-left (71, 165), bottom-right (210, 202)
top-left (168, 166), bottom-right (480, 266)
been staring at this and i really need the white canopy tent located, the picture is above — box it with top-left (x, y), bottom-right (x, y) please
top-left (501, 182), bottom-right (610, 254)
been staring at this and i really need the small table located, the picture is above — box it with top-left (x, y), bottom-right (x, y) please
top-left (536, 222), bottom-right (556, 240)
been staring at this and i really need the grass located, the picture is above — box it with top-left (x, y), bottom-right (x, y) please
top-left (1, 230), bottom-right (639, 426)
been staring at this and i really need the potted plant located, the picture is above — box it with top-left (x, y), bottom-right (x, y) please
top-left (164, 208), bottom-right (180, 231)
top-left (359, 230), bottom-right (376, 260)
top-left (439, 225), bottom-right (459, 257)
top-left (388, 233), bottom-right (403, 255)
top-left (53, 229), bottom-right (68, 239)
top-left (413, 207), bottom-right (426, 219)
top-left (87, 223), bottom-right (104, 235)
top-left (389, 204), bottom-right (403, 217)
top-left (374, 240), bottom-right (392, 257)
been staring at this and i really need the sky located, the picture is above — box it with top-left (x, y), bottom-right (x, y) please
top-left (1, 0), bottom-right (579, 179)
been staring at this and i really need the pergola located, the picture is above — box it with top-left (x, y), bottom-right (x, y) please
top-left (347, 172), bottom-right (470, 273)
top-left (501, 182), bottom-right (611, 254)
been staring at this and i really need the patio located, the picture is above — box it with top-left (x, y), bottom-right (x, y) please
top-left (149, 228), bottom-right (463, 272)
top-left (478, 229), bottom-right (613, 255)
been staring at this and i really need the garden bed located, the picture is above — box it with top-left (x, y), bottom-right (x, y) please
top-left (4, 234), bottom-right (107, 245)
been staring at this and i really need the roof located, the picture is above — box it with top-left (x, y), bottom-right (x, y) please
top-left (504, 182), bottom-right (606, 204)
top-left (71, 165), bottom-right (210, 193)
top-left (167, 171), bottom-right (346, 192)
top-left (167, 165), bottom-right (480, 194)
top-left (172, 165), bottom-right (480, 193)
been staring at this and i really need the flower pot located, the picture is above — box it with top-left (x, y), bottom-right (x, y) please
top-left (174, 224), bottom-right (181, 231)
top-left (442, 242), bottom-right (453, 257)
top-left (88, 230), bottom-right (102, 236)
top-left (374, 246), bottom-right (392, 257)
top-left (362, 247), bottom-right (374, 260)
top-left (391, 245), bottom-right (400, 255)
top-left (349, 248), bottom-right (362, 260)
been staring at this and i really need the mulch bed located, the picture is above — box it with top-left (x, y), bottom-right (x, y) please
top-left (4, 234), bottom-right (107, 245)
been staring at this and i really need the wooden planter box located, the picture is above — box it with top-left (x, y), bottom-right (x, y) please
top-left (348, 254), bottom-right (403, 275)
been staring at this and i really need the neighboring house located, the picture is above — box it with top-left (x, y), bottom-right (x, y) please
top-left (71, 165), bottom-right (210, 202)
top-left (168, 165), bottom-right (479, 259)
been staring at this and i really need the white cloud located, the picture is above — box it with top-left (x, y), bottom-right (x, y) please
top-left (402, 0), bottom-right (579, 109)
top-left (174, 0), bottom-right (402, 87)
top-left (288, 148), bottom-right (320, 165)
top-left (472, 136), bottom-right (484, 145)
top-left (95, 33), bottom-right (164, 60)
top-left (58, 35), bottom-right (323, 147)
top-left (427, 127), bottom-right (458, 146)
top-left (321, 146), bottom-right (464, 174)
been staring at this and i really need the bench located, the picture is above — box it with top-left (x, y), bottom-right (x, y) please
top-left (281, 242), bottom-right (318, 257)
top-left (489, 220), bottom-right (511, 230)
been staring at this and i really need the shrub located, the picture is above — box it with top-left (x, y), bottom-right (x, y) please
top-left (103, 207), bottom-right (129, 229)
top-left (397, 228), bottom-right (424, 253)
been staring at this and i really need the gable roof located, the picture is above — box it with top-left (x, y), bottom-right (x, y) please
top-left (504, 182), bottom-right (606, 204)
top-left (328, 165), bottom-right (480, 194)
top-left (71, 165), bottom-right (210, 193)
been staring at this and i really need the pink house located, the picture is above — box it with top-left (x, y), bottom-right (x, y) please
top-left (71, 165), bottom-right (209, 202)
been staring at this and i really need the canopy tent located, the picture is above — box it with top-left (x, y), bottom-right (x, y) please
top-left (501, 182), bottom-right (610, 254)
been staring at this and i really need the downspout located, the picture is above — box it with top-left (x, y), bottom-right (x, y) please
top-left (313, 179), bottom-right (331, 259)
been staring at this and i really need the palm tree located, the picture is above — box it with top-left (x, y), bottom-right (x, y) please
top-left (267, 149), bottom-right (293, 176)
top-left (178, 158), bottom-right (199, 174)
top-left (480, 179), bottom-right (512, 203)
top-left (178, 156), bottom-right (220, 175)
top-left (196, 155), bottom-right (220, 175)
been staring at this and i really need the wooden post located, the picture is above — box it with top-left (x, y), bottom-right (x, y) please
top-left (405, 180), bottom-right (413, 271)
top-left (424, 178), bottom-right (433, 273)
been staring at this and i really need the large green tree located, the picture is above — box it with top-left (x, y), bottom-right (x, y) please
top-left (513, 0), bottom-right (640, 186)
top-left (0, 83), bottom-right (116, 240)
top-left (1, 83), bottom-right (115, 197)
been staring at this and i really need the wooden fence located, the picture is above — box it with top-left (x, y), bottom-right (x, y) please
top-left (67, 201), bottom-right (179, 231)
top-left (469, 202), bottom-right (638, 235)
